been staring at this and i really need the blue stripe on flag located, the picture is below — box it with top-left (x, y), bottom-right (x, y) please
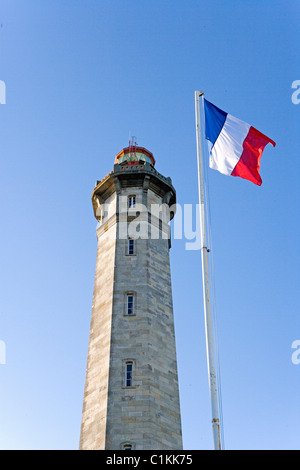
top-left (204, 99), bottom-right (227, 146)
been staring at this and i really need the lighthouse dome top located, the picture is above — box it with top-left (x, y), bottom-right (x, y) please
top-left (114, 139), bottom-right (156, 167)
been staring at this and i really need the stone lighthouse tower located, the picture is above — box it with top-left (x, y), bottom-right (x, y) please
top-left (79, 142), bottom-right (182, 450)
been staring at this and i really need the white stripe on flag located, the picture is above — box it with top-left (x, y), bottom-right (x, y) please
top-left (209, 114), bottom-right (251, 176)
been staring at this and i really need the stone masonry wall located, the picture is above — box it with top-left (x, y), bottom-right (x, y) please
top-left (79, 220), bottom-right (117, 450)
top-left (105, 186), bottom-right (182, 450)
top-left (80, 178), bottom-right (182, 450)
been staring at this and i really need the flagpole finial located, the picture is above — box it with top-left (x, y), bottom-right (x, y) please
top-left (196, 90), bottom-right (204, 97)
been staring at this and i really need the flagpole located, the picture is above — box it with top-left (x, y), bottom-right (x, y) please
top-left (194, 90), bottom-right (222, 450)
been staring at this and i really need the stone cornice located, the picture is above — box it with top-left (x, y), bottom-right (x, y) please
top-left (91, 163), bottom-right (176, 221)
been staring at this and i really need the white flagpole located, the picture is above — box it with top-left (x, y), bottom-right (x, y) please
top-left (194, 90), bottom-right (222, 450)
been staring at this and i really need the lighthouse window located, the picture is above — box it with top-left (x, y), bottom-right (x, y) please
top-left (126, 294), bottom-right (134, 315)
top-left (128, 239), bottom-right (135, 255)
top-left (125, 361), bottom-right (133, 387)
top-left (128, 195), bottom-right (136, 209)
top-left (123, 444), bottom-right (132, 450)
top-left (121, 441), bottom-right (135, 450)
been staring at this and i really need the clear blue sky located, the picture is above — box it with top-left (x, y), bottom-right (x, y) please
top-left (1, 0), bottom-right (299, 450)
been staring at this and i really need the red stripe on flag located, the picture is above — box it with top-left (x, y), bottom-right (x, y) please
top-left (231, 126), bottom-right (276, 185)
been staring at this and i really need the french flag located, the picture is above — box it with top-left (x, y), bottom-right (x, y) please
top-left (204, 99), bottom-right (276, 186)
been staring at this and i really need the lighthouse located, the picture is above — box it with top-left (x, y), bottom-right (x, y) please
top-left (79, 141), bottom-right (183, 450)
